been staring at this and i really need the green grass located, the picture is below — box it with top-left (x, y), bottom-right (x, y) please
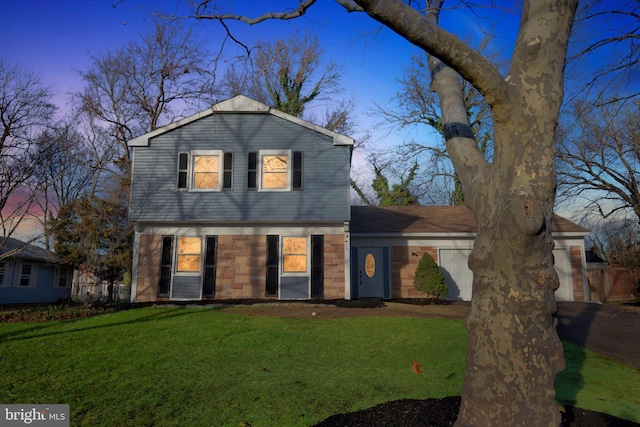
top-left (0, 307), bottom-right (638, 426)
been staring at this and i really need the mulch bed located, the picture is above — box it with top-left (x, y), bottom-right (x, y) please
top-left (312, 396), bottom-right (640, 427)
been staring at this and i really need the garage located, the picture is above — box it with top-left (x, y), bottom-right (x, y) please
top-left (439, 248), bottom-right (473, 301)
top-left (438, 247), bottom-right (576, 302)
top-left (350, 205), bottom-right (589, 302)
top-left (553, 248), bottom-right (574, 301)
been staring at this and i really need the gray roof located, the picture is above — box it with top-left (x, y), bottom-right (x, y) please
top-left (350, 205), bottom-right (589, 235)
top-left (128, 95), bottom-right (354, 147)
top-left (0, 238), bottom-right (67, 265)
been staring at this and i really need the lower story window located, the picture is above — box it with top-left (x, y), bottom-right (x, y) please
top-left (177, 237), bottom-right (202, 272)
top-left (0, 262), bottom-right (10, 288)
top-left (55, 267), bottom-right (72, 288)
top-left (17, 263), bottom-right (36, 287)
top-left (283, 237), bottom-right (307, 273)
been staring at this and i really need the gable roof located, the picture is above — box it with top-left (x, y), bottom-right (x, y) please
top-left (128, 95), bottom-right (354, 147)
top-left (350, 205), bottom-right (589, 236)
top-left (0, 238), bottom-right (68, 265)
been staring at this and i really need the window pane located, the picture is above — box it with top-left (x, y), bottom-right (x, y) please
top-left (193, 156), bottom-right (219, 189)
top-left (178, 238), bottom-right (201, 255)
top-left (283, 237), bottom-right (307, 273)
top-left (262, 172), bottom-right (287, 189)
top-left (263, 156), bottom-right (287, 172)
top-left (284, 255), bottom-right (307, 272)
top-left (284, 237), bottom-right (306, 255)
top-left (194, 172), bottom-right (218, 189)
top-left (179, 153), bottom-right (189, 170)
top-left (178, 171), bottom-right (187, 189)
top-left (177, 255), bottom-right (201, 272)
top-left (177, 238), bottom-right (201, 272)
top-left (262, 155), bottom-right (288, 189)
top-left (194, 156), bottom-right (218, 172)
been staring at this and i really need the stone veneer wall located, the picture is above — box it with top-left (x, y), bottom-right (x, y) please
top-left (134, 233), bottom-right (347, 301)
top-left (391, 246), bottom-right (439, 298)
top-left (570, 246), bottom-right (586, 302)
top-left (135, 234), bottom-right (163, 302)
top-left (215, 235), bottom-right (267, 299)
top-left (322, 234), bottom-right (346, 299)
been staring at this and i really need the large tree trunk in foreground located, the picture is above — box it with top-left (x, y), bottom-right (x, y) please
top-left (352, 0), bottom-right (579, 425)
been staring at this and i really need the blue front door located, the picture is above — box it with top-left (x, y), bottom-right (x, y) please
top-left (357, 247), bottom-right (384, 298)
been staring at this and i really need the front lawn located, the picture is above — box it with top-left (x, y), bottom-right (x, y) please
top-left (0, 307), bottom-right (638, 426)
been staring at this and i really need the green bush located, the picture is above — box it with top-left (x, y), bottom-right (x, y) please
top-left (414, 252), bottom-right (448, 298)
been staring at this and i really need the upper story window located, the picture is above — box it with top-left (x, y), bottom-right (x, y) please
top-left (177, 151), bottom-right (233, 191)
top-left (247, 150), bottom-right (303, 191)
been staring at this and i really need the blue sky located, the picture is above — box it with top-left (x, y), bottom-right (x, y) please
top-left (0, 0), bottom-right (522, 149)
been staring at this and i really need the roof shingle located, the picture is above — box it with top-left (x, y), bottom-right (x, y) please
top-left (350, 206), bottom-right (589, 234)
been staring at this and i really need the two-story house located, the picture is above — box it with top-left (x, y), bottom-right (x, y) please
top-left (128, 95), bottom-right (352, 302)
top-left (129, 95), bottom-right (591, 303)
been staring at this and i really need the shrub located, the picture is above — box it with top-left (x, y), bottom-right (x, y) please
top-left (414, 252), bottom-right (448, 299)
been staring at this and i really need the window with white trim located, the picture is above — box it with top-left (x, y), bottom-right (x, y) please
top-left (0, 262), bottom-right (11, 288)
top-left (16, 263), bottom-right (37, 288)
top-left (176, 237), bottom-right (202, 273)
top-left (177, 151), bottom-right (233, 191)
top-left (247, 150), bottom-right (303, 191)
top-left (282, 236), bottom-right (308, 274)
top-left (54, 267), bottom-right (72, 288)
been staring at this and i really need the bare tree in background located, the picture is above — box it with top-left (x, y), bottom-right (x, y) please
top-left (222, 33), bottom-right (358, 136)
top-left (0, 59), bottom-right (56, 251)
top-left (30, 118), bottom-right (99, 249)
top-left (585, 216), bottom-right (640, 267)
top-left (374, 43), bottom-right (498, 206)
top-left (176, 1), bottom-right (579, 425)
top-left (557, 99), bottom-right (640, 226)
top-left (566, 0), bottom-right (640, 103)
top-left (76, 22), bottom-right (219, 187)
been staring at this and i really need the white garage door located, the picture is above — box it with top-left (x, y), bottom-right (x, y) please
top-left (439, 249), bottom-right (473, 301)
top-left (439, 247), bottom-right (575, 302)
top-left (553, 248), bottom-right (573, 301)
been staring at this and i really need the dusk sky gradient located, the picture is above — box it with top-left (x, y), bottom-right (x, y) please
top-left (0, 0), bottom-right (524, 148)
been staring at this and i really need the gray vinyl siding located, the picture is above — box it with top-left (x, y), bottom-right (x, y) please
top-left (130, 113), bottom-right (350, 223)
top-left (280, 276), bottom-right (309, 299)
top-left (171, 276), bottom-right (201, 299)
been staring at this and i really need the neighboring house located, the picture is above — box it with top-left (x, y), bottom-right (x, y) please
top-left (350, 206), bottom-right (591, 302)
top-left (128, 95), bottom-right (590, 303)
top-left (585, 247), bottom-right (608, 269)
top-left (0, 238), bottom-right (73, 304)
top-left (128, 95), bottom-right (353, 302)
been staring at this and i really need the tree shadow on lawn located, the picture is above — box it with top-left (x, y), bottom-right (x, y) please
top-left (0, 307), bottom-right (214, 343)
top-left (313, 302), bottom-right (640, 427)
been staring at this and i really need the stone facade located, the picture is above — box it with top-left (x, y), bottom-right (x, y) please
top-left (134, 233), bottom-right (346, 301)
top-left (322, 234), bottom-right (346, 298)
top-left (135, 234), bottom-right (163, 302)
top-left (215, 235), bottom-right (267, 299)
top-left (391, 245), bottom-right (439, 298)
